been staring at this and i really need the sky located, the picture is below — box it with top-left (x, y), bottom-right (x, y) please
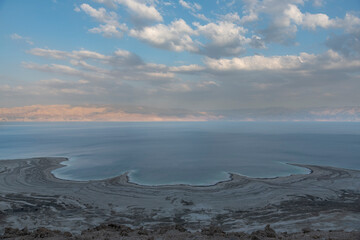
top-left (0, 0), bottom-right (360, 121)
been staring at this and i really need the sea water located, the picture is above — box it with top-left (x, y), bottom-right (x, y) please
top-left (0, 122), bottom-right (359, 185)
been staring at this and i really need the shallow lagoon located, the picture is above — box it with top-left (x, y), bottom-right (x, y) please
top-left (0, 122), bottom-right (359, 185)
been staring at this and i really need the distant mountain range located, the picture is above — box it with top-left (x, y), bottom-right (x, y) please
top-left (1, 105), bottom-right (359, 122)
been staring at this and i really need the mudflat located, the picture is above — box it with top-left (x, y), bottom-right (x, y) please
top-left (0, 157), bottom-right (359, 238)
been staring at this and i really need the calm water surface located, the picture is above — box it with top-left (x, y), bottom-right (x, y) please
top-left (0, 122), bottom-right (359, 185)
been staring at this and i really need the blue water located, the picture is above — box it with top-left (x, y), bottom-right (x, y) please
top-left (0, 122), bottom-right (359, 185)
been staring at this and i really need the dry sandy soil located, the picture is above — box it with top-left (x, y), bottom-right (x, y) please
top-left (0, 157), bottom-right (359, 239)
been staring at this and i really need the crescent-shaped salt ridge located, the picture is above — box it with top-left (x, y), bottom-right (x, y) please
top-left (0, 157), bottom-right (315, 186)
top-left (0, 157), bottom-right (359, 234)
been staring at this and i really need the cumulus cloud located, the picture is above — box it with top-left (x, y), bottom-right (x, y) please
top-left (129, 19), bottom-right (198, 52)
top-left (129, 18), bottom-right (252, 57)
top-left (221, 12), bottom-right (241, 23)
top-left (236, 0), bottom-right (360, 45)
top-left (194, 21), bottom-right (250, 58)
top-left (90, 0), bottom-right (163, 26)
top-left (75, 0), bottom-right (360, 59)
top-left (238, 0), bottom-right (260, 24)
top-left (117, 0), bottom-right (163, 25)
top-left (283, 4), bottom-right (343, 30)
top-left (204, 54), bottom-right (305, 71)
top-left (204, 50), bottom-right (360, 72)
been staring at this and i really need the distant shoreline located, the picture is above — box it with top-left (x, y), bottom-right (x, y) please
top-left (49, 157), bottom-right (311, 187)
top-left (1, 156), bottom-right (312, 187)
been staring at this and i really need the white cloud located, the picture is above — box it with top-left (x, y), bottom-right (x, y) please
top-left (117, 0), bottom-right (163, 25)
top-left (10, 33), bottom-right (34, 45)
top-left (302, 12), bottom-right (335, 30)
top-left (14, 42), bottom-right (360, 116)
top-left (23, 62), bottom-right (83, 75)
top-left (338, 13), bottom-right (360, 34)
top-left (240, 10), bottom-right (258, 24)
top-left (191, 13), bottom-right (209, 22)
top-left (22, 62), bottom-right (110, 80)
top-left (238, 0), bottom-right (260, 24)
top-left (80, 3), bottom-right (115, 23)
top-left (28, 48), bottom-right (69, 59)
top-left (25, 47), bottom-right (179, 87)
top-left (169, 64), bottom-right (205, 72)
top-left (283, 5), bottom-right (360, 32)
top-left (70, 60), bottom-right (109, 73)
top-left (284, 4), bottom-right (337, 30)
top-left (239, 1), bottom-right (360, 45)
top-left (127, 13), bottom-right (253, 57)
top-left (129, 19), bottom-right (198, 52)
top-left (195, 21), bottom-right (247, 47)
top-left (221, 12), bottom-right (241, 23)
top-left (204, 50), bottom-right (360, 72)
top-left (114, 49), bottom-right (131, 57)
top-left (145, 72), bottom-right (175, 78)
top-left (179, 0), bottom-right (201, 12)
top-left (194, 21), bottom-right (250, 58)
top-left (72, 49), bottom-right (111, 60)
top-left (78, 3), bottom-right (127, 37)
top-left (77, 0), bottom-right (359, 57)
top-left (179, 0), bottom-right (191, 9)
top-left (205, 54), bottom-right (304, 71)
top-left (28, 48), bottom-right (111, 61)
top-left (89, 0), bottom-right (163, 26)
